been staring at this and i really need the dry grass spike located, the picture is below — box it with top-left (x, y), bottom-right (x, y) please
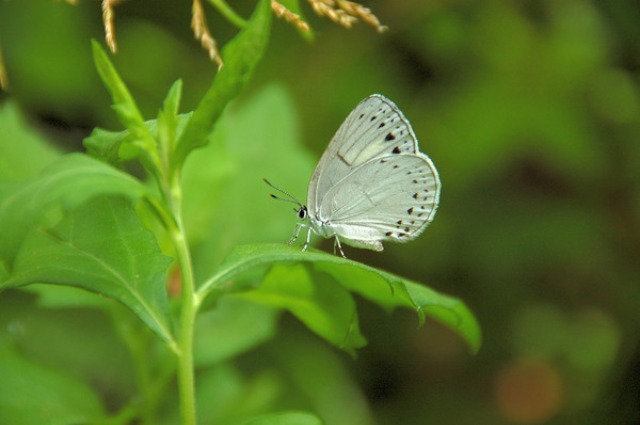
top-left (309, 0), bottom-right (357, 28)
top-left (335, 0), bottom-right (387, 33)
top-left (102, 0), bottom-right (123, 53)
top-left (307, 0), bottom-right (386, 32)
top-left (192, 0), bottom-right (223, 69)
top-left (272, 1), bottom-right (310, 32)
top-left (0, 45), bottom-right (8, 90)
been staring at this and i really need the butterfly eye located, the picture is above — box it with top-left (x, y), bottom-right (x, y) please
top-left (298, 206), bottom-right (308, 219)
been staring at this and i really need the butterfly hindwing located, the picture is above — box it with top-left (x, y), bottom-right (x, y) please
top-left (318, 152), bottom-right (440, 248)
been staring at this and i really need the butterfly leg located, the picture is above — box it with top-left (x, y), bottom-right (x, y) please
top-left (302, 226), bottom-right (313, 252)
top-left (333, 236), bottom-right (347, 258)
top-left (288, 223), bottom-right (305, 246)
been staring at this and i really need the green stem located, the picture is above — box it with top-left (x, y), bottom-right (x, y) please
top-left (207, 0), bottom-right (248, 28)
top-left (167, 175), bottom-right (199, 425)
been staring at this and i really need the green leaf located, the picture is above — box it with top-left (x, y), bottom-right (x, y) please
top-left (0, 102), bottom-right (60, 183)
top-left (84, 113), bottom-right (193, 164)
top-left (241, 264), bottom-right (366, 354)
top-left (0, 346), bottom-right (105, 425)
top-left (194, 296), bottom-right (278, 366)
top-left (3, 196), bottom-right (175, 346)
top-left (0, 291), bottom-right (137, 403)
top-left (0, 153), bottom-right (148, 266)
top-left (158, 79), bottom-right (183, 153)
top-left (266, 330), bottom-right (373, 425)
top-left (242, 411), bottom-right (323, 425)
top-left (198, 243), bottom-right (482, 353)
top-left (173, 0), bottom-right (272, 169)
top-left (91, 40), bottom-right (158, 169)
top-left (196, 363), bottom-right (282, 425)
top-left (83, 126), bottom-right (139, 163)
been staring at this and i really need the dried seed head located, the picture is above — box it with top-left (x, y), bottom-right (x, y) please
top-left (102, 0), bottom-right (122, 53)
top-left (272, 1), bottom-right (310, 32)
top-left (337, 1), bottom-right (387, 32)
top-left (192, 0), bottom-right (223, 69)
top-left (0, 45), bottom-right (8, 90)
top-left (307, 0), bottom-right (386, 32)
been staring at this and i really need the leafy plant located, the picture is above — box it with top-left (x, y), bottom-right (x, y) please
top-left (0, 1), bottom-right (480, 424)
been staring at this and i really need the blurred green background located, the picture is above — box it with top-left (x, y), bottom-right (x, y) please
top-left (1, 0), bottom-right (639, 424)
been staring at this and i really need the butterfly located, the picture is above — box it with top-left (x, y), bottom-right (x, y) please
top-left (265, 94), bottom-right (441, 257)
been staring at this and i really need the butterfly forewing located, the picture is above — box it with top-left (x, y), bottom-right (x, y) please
top-left (318, 153), bottom-right (440, 246)
top-left (299, 93), bottom-right (441, 253)
top-left (308, 95), bottom-right (420, 214)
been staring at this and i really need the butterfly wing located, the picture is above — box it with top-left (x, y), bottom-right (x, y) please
top-left (307, 94), bottom-right (422, 215)
top-left (318, 152), bottom-right (440, 250)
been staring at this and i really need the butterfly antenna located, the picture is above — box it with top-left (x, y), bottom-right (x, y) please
top-left (263, 178), bottom-right (304, 207)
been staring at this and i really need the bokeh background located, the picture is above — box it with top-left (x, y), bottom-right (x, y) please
top-left (1, 0), bottom-right (639, 424)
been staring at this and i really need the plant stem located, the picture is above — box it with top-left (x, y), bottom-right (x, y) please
top-left (168, 177), bottom-right (198, 425)
top-left (208, 0), bottom-right (248, 28)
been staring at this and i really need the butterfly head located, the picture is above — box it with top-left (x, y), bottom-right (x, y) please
top-left (297, 205), bottom-right (308, 220)
top-left (263, 178), bottom-right (308, 221)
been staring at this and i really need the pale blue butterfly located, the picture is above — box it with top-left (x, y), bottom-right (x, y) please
top-left (266, 94), bottom-right (441, 257)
